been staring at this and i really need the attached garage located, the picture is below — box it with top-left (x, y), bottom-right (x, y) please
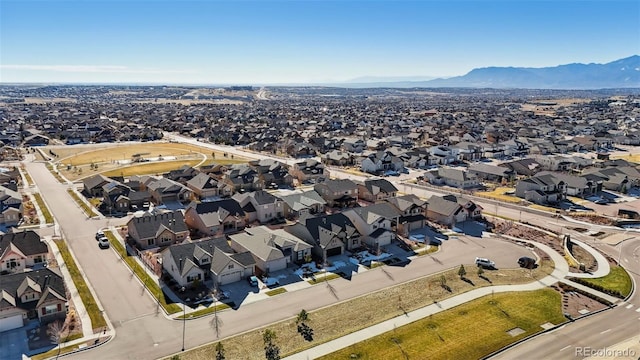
top-left (326, 246), bottom-right (342, 257)
top-left (218, 270), bottom-right (242, 285)
top-left (0, 314), bottom-right (24, 333)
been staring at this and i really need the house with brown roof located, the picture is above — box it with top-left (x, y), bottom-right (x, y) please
top-left (0, 231), bottom-right (49, 274)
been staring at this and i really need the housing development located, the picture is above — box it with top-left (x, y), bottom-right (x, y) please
top-left (0, 85), bottom-right (639, 360)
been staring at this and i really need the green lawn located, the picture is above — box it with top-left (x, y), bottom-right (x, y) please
top-left (265, 288), bottom-right (288, 296)
top-left (572, 266), bottom-right (633, 298)
top-left (33, 193), bottom-right (54, 224)
top-left (105, 231), bottom-right (182, 314)
top-left (308, 273), bottom-right (341, 284)
top-left (318, 289), bottom-right (566, 360)
top-left (53, 240), bottom-right (106, 331)
top-left (67, 189), bottom-right (98, 218)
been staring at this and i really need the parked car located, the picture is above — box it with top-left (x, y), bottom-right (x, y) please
top-left (95, 230), bottom-right (105, 240)
top-left (98, 237), bottom-right (110, 249)
top-left (475, 257), bottom-right (495, 269)
top-left (517, 256), bottom-right (536, 269)
top-left (248, 275), bottom-right (259, 287)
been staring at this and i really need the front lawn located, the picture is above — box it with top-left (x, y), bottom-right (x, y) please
top-left (33, 193), bottom-right (54, 224)
top-left (265, 288), bottom-right (287, 296)
top-left (319, 289), bottom-right (566, 360)
top-left (307, 273), bottom-right (341, 284)
top-left (571, 266), bottom-right (633, 298)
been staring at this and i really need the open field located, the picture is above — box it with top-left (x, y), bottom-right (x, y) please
top-left (319, 289), bottom-right (565, 360)
top-left (475, 187), bottom-right (521, 203)
top-left (520, 98), bottom-right (591, 116)
top-left (175, 261), bottom-right (554, 360)
top-left (611, 153), bottom-right (640, 164)
top-left (133, 99), bottom-right (245, 105)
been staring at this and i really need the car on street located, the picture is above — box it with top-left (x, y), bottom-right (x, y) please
top-left (475, 257), bottom-right (495, 269)
top-left (98, 237), bottom-right (110, 249)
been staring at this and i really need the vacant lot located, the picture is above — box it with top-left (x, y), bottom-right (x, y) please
top-left (175, 261), bottom-right (553, 360)
top-left (475, 187), bottom-right (521, 203)
top-left (319, 289), bottom-right (565, 360)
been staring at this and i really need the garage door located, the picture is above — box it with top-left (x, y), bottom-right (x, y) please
top-left (219, 271), bottom-right (242, 285)
top-left (326, 246), bottom-right (342, 257)
top-left (0, 314), bottom-right (24, 333)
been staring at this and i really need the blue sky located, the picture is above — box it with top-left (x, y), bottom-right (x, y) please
top-left (1, 0), bottom-right (638, 84)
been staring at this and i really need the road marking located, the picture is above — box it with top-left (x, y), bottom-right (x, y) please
top-left (626, 304), bottom-right (634, 309)
top-left (600, 329), bottom-right (611, 334)
top-left (560, 345), bottom-right (571, 351)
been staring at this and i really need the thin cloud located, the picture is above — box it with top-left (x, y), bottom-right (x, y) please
top-left (0, 64), bottom-right (194, 74)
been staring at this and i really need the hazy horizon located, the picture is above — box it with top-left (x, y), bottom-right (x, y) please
top-left (1, 0), bottom-right (638, 85)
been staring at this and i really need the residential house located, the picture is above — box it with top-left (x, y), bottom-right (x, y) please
top-left (161, 238), bottom-right (255, 287)
top-left (314, 179), bottom-right (359, 208)
top-left (343, 203), bottom-right (401, 249)
top-left (0, 186), bottom-right (22, 226)
top-left (468, 163), bottom-right (515, 184)
top-left (515, 174), bottom-right (566, 205)
top-left (424, 167), bottom-right (480, 189)
top-left (166, 166), bottom-right (200, 184)
top-left (322, 150), bottom-right (356, 166)
top-left (276, 190), bottom-right (326, 219)
top-left (357, 178), bottom-right (398, 203)
top-left (360, 151), bottom-right (404, 175)
top-left (0, 231), bottom-right (48, 274)
top-left (428, 146), bottom-right (456, 165)
top-left (183, 199), bottom-right (246, 237)
top-left (500, 158), bottom-right (542, 177)
top-left (249, 159), bottom-right (293, 189)
top-left (146, 178), bottom-right (193, 205)
top-left (82, 174), bottom-right (113, 197)
top-left (186, 173), bottom-right (220, 199)
top-left (385, 194), bottom-right (428, 236)
top-left (341, 138), bottom-right (365, 153)
top-left (538, 172), bottom-right (601, 198)
top-left (127, 210), bottom-right (190, 249)
top-left (285, 213), bottom-right (362, 264)
top-left (221, 164), bottom-right (261, 194)
top-left (229, 226), bottom-right (312, 275)
top-left (232, 190), bottom-right (284, 224)
top-left (426, 195), bottom-right (482, 226)
top-left (290, 159), bottom-right (326, 185)
top-left (0, 268), bottom-right (67, 332)
top-left (583, 166), bottom-right (640, 192)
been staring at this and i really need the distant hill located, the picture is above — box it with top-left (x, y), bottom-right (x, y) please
top-left (338, 56), bottom-right (640, 89)
top-left (419, 56), bottom-right (640, 89)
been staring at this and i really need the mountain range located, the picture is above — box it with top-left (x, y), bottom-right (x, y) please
top-left (339, 56), bottom-right (640, 89)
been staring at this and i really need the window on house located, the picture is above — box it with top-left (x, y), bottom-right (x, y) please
top-left (43, 304), bottom-right (58, 314)
top-left (352, 238), bottom-right (358, 245)
top-left (228, 264), bottom-right (234, 269)
top-left (8, 259), bottom-right (18, 269)
top-left (148, 238), bottom-right (155, 246)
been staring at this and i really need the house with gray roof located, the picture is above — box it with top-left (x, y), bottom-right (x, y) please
top-left (82, 174), bottom-right (113, 197)
top-left (515, 174), bottom-right (566, 205)
top-left (146, 178), bottom-right (193, 205)
top-left (0, 185), bottom-right (22, 227)
top-left (276, 189), bottom-right (326, 220)
top-left (357, 178), bottom-right (398, 203)
top-left (314, 179), bottom-right (358, 208)
top-left (290, 159), bottom-right (326, 184)
top-left (229, 226), bottom-right (312, 275)
top-left (285, 213), bottom-right (361, 264)
top-left (0, 231), bottom-right (49, 274)
top-left (127, 210), bottom-right (189, 249)
top-left (161, 238), bottom-right (255, 287)
top-left (424, 167), bottom-right (480, 189)
top-left (468, 163), bottom-right (515, 183)
top-left (343, 203), bottom-right (401, 249)
top-left (0, 268), bottom-right (67, 332)
top-left (232, 190), bottom-right (284, 224)
top-left (385, 194), bottom-right (428, 236)
top-left (186, 172), bottom-right (220, 199)
top-left (426, 195), bottom-right (482, 226)
top-left (183, 199), bottom-right (245, 237)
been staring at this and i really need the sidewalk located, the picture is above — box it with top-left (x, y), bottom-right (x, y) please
top-left (283, 236), bottom-right (621, 360)
top-left (567, 239), bottom-right (611, 278)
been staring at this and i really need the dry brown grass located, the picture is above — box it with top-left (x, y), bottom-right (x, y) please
top-left (177, 262), bottom-right (554, 360)
top-left (475, 187), bottom-right (521, 203)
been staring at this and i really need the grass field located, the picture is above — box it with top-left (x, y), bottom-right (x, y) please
top-left (573, 266), bottom-right (633, 298)
top-left (173, 261), bottom-right (554, 360)
top-left (101, 159), bottom-right (202, 178)
top-left (611, 153), bottom-right (640, 164)
top-left (307, 273), bottom-right (342, 284)
top-left (33, 193), bottom-right (54, 224)
top-left (319, 289), bottom-right (565, 360)
top-left (475, 187), bottom-right (521, 203)
top-left (176, 303), bottom-right (231, 319)
top-left (53, 240), bottom-right (106, 331)
top-left (105, 231), bottom-right (182, 314)
top-left (265, 288), bottom-right (288, 296)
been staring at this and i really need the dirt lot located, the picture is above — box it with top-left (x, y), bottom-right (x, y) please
top-left (551, 283), bottom-right (609, 318)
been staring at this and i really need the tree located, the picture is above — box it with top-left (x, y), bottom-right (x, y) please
top-left (458, 264), bottom-right (466, 279)
top-left (296, 309), bottom-right (309, 324)
top-left (296, 309), bottom-right (314, 341)
top-left (263, 329), bottom-right (280, 360)
top-left (215, 342), bottom-right (225, 360)
top-left (47, 320), bottom-right (68, 360)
